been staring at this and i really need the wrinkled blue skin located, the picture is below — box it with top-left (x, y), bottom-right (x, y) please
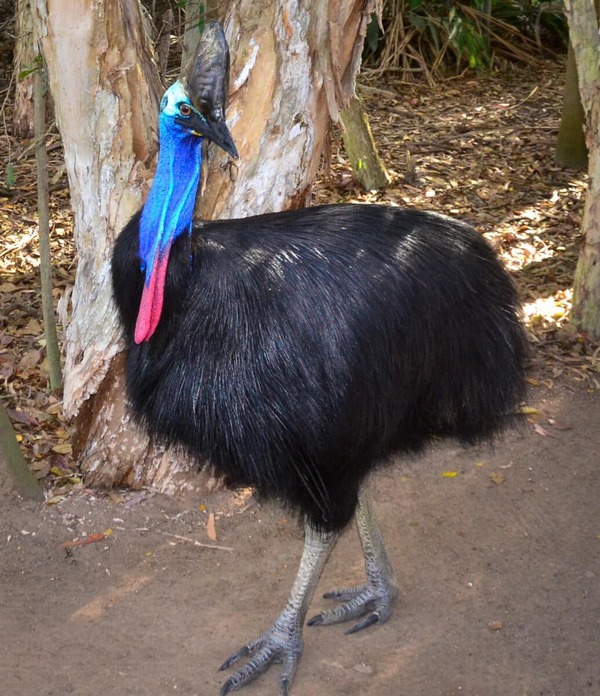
top-left (134, 83), bottom-right (203, 343)
top-left (137, 101), bottom-right (201, 284)
top-left (112, 81), bottom-right (528, 695)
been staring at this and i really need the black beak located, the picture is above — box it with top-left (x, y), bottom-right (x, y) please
top-left (179, 111), bottom-right (238, 160)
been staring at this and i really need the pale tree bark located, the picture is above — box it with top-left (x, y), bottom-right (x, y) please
top-left (200, 0), bottom-right (374, 219)
top-left (33, 0), bottom-right (373, 493)
top-left (13, 0), bottom-right (36, 139)
top-left (31, 0), bottom-right (167, 485)
top-left (563, 0), bottom-right (600, 338)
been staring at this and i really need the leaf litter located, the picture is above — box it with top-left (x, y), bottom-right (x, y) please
top-left (1, 57), bottom-right (597, 497)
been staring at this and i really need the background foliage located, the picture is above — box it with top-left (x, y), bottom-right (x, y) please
top-left (364, 0), bottom-right (567, 82)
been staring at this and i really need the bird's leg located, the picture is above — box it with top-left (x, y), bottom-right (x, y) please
top-left (219, 524), bottom-right (337, 696)
top-left (308, 487), bottom-right (398, 634)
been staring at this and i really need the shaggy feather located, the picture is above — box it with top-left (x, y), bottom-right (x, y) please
top-left (112, 203), bottom-right (527, 531)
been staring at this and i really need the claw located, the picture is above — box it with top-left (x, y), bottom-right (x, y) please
top-left (218, 630), bottom-right (301, 695)
top-left (345, 612), bottom-right (380, 635)
top-left (218, 524), bottom-right (336, 694)
top-left (220, 679), bottom-right (235, 696)
top-left (218, 645), bottom-right (252, 672)
top-left (308, 579), bottom-right (396, 631)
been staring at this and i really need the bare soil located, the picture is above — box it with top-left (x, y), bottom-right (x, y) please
top-left (1, 382), bottom-right (598, 696)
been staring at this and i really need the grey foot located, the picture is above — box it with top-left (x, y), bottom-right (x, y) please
top-left (219, 624), bottom-right (302, 696)
top-left (307, 579), bottom-right (398, 634)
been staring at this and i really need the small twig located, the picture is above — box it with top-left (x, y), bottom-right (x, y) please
top-left (15, 123), bottom-right (59, 162)
top-left (59, 532), bottom-right (108, 549)
top-left (503, 85), bottom-right (539, 112)
top-left (162, 531), bottom-right (233, 552)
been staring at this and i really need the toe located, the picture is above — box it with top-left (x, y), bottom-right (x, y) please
top-left (345, 612), bottom-right (380, 635)
top-left (219, 644), bottom-right (252, 672)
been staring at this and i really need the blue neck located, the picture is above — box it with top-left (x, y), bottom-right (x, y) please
top-left (138, 114), bottom-right (203, 276)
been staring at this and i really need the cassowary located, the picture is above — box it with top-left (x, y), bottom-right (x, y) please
top-left (111, 23), bottom-right (527, 696)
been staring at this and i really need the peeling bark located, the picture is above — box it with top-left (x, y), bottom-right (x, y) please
top-left (31, 0), bottom-right (168, 487)
top-left (32, 0), bottom-right (163, 417)
top-left (201, 0), bottom-right (374, 219)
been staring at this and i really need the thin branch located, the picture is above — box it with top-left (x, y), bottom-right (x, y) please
top-left (162, 531), bottom-right (233, 552)
top-left (34, 62), bottom-right (62, 390)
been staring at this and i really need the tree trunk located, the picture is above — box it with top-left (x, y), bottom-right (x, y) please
top-left (564, 0), bottom-right (600, 338)
top-left (200, 0), bottom-right (374, 220)
top-left (572, 142), bottom-right (600, 335)
top-left (340, 95), bottom-right (390, 191)
top-left (33, 0), bottom-right (374, 492)
top-left (31, 0), bottom-right (168, 485)
top-left (13, 0), bottom-right (36, 139)
top-left (555, 42), bottom-right (588, 170)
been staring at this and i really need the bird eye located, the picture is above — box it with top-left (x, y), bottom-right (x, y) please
top-left (179, 103), bottom-right (192, 117)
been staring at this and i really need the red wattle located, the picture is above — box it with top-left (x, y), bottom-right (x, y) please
top-left (134, 248), bottom-right (171, 344)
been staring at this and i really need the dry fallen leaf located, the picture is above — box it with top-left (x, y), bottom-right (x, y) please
top-left (518, 405), bottom-right (539, 415)
top-left (489, 472), bottom-right (506, 486)
top-left (46, 494), bottom-right (65, 505)
top-left (546, 418), bottom-right (573, 431)
top-left (20, 318), bottom-right (43, 336)
top-left (52, 443), bottom-right (73, 454)
top-left (533, 423), bottom-right (556, 438)
top-left (18, 349), bottom-right (42, 372)
top-left (207, 512), bottom-right (217, 541)
top-left (59, 532), bottom-right (107, 549)
top-left (7, 409), bottom-right (39, 427)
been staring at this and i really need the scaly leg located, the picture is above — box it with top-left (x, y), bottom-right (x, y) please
top-left (308, 487), bottom-right (398, 634)
top-left (219, 524), bottom-right (337, 696)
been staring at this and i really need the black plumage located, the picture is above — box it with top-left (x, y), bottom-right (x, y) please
top-left (113, 203), bottom-right (527, 533)
top-left (111, 25), bottom-right (527, 693)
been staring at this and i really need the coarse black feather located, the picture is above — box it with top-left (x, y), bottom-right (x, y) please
top-left (112, 203), bottom-right (527, 532)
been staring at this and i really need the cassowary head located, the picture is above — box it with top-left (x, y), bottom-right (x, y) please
top-left (135, 22), bottom-right (238, 344)
top-left (158, 80), bottom-right (238, 158)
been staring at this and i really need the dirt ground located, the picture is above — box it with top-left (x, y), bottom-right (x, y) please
top-left (1, 381), bottom-right (598, 696)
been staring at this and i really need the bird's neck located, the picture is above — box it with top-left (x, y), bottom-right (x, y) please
top-left (138, 118), bottom-right (203, 275)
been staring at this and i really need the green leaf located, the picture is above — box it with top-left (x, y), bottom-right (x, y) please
top-left (17, 55), bottom-right (43, 81)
